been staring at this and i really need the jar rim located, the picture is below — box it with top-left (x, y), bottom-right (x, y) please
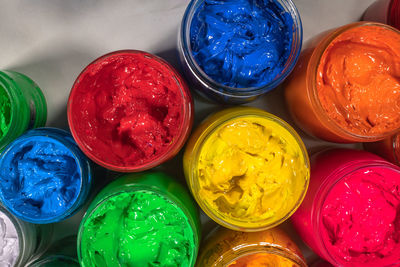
top-left (0, 127), bottom-right (91, 224)
top-left (188, 107), bottom-right (310, 231)
top-left (224, 247), bottom-right (307, 267)
top-left (388, 0), bottom-right (400, 29)
top-left (313, 160), bottom-right (400, 265)
top-left (28, 255), bottom-right (79, 267)
top-left (77, 184), bottom-right (200, 267)
top-left (180, 0), bottom-right (303, 96)
top-left (67, 49), bottom-right (193, 172)
top-left (307, 21), bottom-right (400, 142)
top-left (0, 205), bottom-right (23, 266)
top-left (0, 71), bottom-right (30, 151)
top-left (392, 133), bottom-right (400, 164)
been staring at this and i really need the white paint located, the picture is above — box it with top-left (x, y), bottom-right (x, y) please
top-left (0, 212), bottom-right (19, 267)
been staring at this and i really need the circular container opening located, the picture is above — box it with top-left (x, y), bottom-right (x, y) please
top-left (68, 50), bottom-right (193, 172)
top-left (180, 0), bottom-right (303, 99)
top-left (310, 22), bottom-right (400, 142)
top-left (78, 188), bottom-right (198, 267)
top-left (189, 109), bottom-right (309, 231)
top-left (317, 164), bottom-right (400, 266)
top-left (0, 83), bottom-right (12, 144)
top-left (0, 132), bottom-right (85, 224)
top-left (0, 206), bottom-right (20, 267)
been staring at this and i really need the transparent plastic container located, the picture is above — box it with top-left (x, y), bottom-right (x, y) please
top-left (78, 172), bottom-right (201, 267)
top-left (0, 205), bottom-right (53, 267)
top-left (363, 0), bottom-right (400, 30)
top-left (285, 22), bottom-right (400, 143)
top-left (196, 226), bottom-right (306, 267)
top-left (364, 133), bottom-right (400, 165)
top-left (183, 107), bottom-right (309, 231)
top-left (0, 128), bottom-right (92, 224)
top-left (0, 71), bottom-right (47, 151)
top-left (292, 149), bottom-right (400, 266)
top-left (27, 236), bottom-right (79, 267)
top-left (178, 0), bottom-right (303, 104)
top-left (68, 50), bottom-right (193, 172)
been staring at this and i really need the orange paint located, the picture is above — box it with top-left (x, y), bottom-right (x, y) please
top-left (317, 25), bottom-right (400, 135)
top-left (195, 227), bottom-right (306, 267)
top-left (285, 22), bottom-right (400, 142)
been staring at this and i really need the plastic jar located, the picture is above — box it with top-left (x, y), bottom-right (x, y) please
top-left (27, 236), bottom-right (79, 267)
top-left (0, 70), bottom-right (47, 151)
top-left (27, 256), bottom-right (79, 267)
top-left (183, 107), bottom-right (309, 231)
top-left (0, 205), bottom-right (53, 267)
top-left (196, 226), bottom-right (306, 267)
top-left (285, 22), bottom-right (400, 143)
top-left (363, 0), bottom-right (400, 30)
top-left (178, 0), bottom-right (302, 104)
top-left (0, 128), bottom-right (92, 224)
top-left (68, 50), bottom-right (193, 172)
top-left (78, 172), bottom-right (201, 267)
top-left (364, 133), bottom-right (400, 165)
top-left (291, 149), bottom-right (400, 266)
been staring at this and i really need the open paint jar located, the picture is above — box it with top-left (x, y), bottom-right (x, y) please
top-left (364, 133), bottom-right (400, 165)
top-left (28, 256), bottom-right (78, 267)
top-left (183, 107), bottom-right (309, 231)
top-left (363, 0), bottom-right (400, 30)
top-left (285, 22), bottom-right (400, 143)
top-left (0, 128), bottom-right (92, 224)
top-left (196, 226), bottom-right (306, 266)
top-left (179, 0), bottom-right (302, 103)
top-left (68, 50), bottom-right (193, 172)
top-left (292, 149), bottom-right (400, 266)
top-left (0, 71), bottom-right (47, 151)
top-left (0, 205), bottom-right (53, 267)
top-left (27, 236), bottom-right (79, 267)
top-left (78, 172), bottom-right (200, 267)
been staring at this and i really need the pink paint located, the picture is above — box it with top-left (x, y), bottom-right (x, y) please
top-left (292, 149), bottom-right (400, 266)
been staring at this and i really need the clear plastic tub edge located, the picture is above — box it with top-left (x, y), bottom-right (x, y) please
top-left (183, 107), bottom-right (310, 231)
top-left (0, 70), bottom-right (47, 151)
top-left (67, 50), bottom-right (194, 172)
top-left (0, 127), bottom-right (93, 224)
top-left (291, 149), bottom-right (400, 266)
top-left (178, 0), bottom-right (303, 104)
top-left (77, 172), bottom-right (201, 267)
top-left (0, 205), bottom-right (53, 267)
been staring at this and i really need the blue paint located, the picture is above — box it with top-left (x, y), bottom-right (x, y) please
top-left (0, 128), bottom-right (92, 224)
top-left (190, 0), bottom-right (294, 88)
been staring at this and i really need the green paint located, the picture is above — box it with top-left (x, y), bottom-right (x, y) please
top-left (80, 190), bottom-right (196, 267)
top-left (0, 86), bottom-right (11, 139)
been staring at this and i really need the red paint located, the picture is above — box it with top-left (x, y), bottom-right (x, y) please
top-left (364, 0), bottom-right (400, 30)
top-left (364, 133), bottom-right (400, 165)
top-left (68, 50), bottom-right (193, 171)
top-left (389, 0), bottom-right (400, 29)
top-left (292, 149), bottom-right (400, 266)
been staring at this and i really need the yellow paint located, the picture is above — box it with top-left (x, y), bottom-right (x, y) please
top-left (186, 108), bottom-right (309, 230)
top-left (228, 253), bottom-right (298, 267)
